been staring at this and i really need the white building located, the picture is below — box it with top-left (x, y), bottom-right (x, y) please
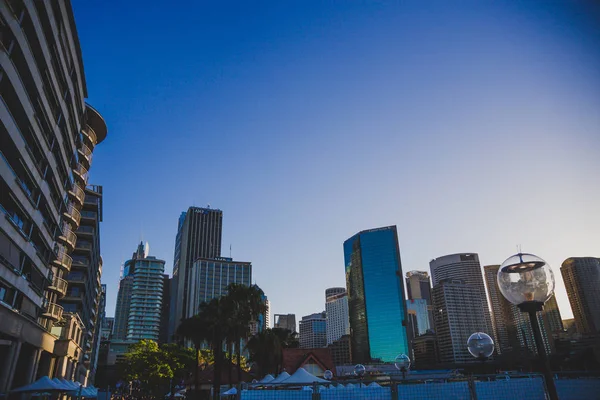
top-left (325, 288), bottom-right (350, 345)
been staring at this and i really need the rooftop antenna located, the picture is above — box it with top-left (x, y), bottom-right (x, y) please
top-left (517, 244), bottom-right (522, 254)
top-left (207, 203), bottom-right (211, 209)
top-left (229, 244), bottom-right (232, 258)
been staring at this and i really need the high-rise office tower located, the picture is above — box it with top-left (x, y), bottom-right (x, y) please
top-left (433, 279), bottom-right (490, 363)
top-left (169, 207), bottom-right (223, 339)
top-left (60, 186), bottom-right (104, 381)
top-left (100, 317), bottom-right (114, 341)
top-left (190, 257), bottom-right (251, 307)
top-left (406, 271), bottom-right (432, 302)
top-left (299, 312), bottom-right (327, 348)
top-left (325, 287), bottom-right (350, 345)
top-left (405, 271), bottom-right (434, 338)
top-left (250, 295), bottom-right (270, 336)
top-left (274, 314), bottom-right (297, 333)
top-left (561, 257), bottom-right (600, 334)
top-left (430, 254), bottom-right (494, 340)
top-left (125, 243), bottom-right (165, 341)
top-left (344, 226), bottom-right (409, 363)
top-left (0, 0), bottom-right (107, 389)
top-left (113, 275), bottom-right (133, 340)
top-left (484, 264), bottom-right (556, 355)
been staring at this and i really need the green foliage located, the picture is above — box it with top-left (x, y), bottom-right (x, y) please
top-left (246, 329), bottom-right (283, 376)
top-left (120, 340), bottom-right (195, 395)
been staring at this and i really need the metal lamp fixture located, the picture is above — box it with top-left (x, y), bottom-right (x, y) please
top-left (497, 253), bottom-right (558, 400)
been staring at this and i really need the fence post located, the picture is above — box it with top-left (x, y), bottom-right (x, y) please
top-left (468, 376), bottom-right (478, 400)
top-left (390, 382), bottom-right (398, 400)
top-left (312, 382), bottom-right (320, 400)
top-left (235, 383), bottom-right (241, 400)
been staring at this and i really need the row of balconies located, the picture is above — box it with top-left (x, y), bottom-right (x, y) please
top-left (43, 128), bottom-right (99, 325)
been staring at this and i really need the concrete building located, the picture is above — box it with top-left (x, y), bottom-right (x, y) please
top-left (112, 275), bottom-right (133, 340)
top-left (561, 257), bottom-right (600, 334)
top-left (325, 287), bottom-right (349, 345)
top-left (430, 254), bottom-right (494, 342)
top-left (169, 207), bottom-right (223, 339)
top-left (274, 314), bottom-right (297, 333)
top-left (344, 226), bottom-right (409, 363)
top-left (299, 312), bottom-right (327, 349)
top-left (60, 186), bottom-right (104, 381)
top-left (100, 317), bottom-right (114, 341)
top-left (406, 270), bottom-right (433, 303)
top-left (0, 0), bottom-right (107, 390)
top-left (159, 275), bottom-right (170, 344)
top-left (433, 279), bottom-right (490, 364)
top-left (328, 334), bottom-right (352, 366)
top-left (412, 332), bottom-right (439, 369)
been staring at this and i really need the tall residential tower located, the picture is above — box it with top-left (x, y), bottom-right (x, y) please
top-left (325, 287), bottom-right (350, 345)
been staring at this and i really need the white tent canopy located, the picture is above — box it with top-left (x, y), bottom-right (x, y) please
top-left (279, 368), bottom-right (329, 384)
top-left (55, 378), bottom-right (79, 390)
top-left (259, 374), bottom-right (274, 384)
top-left (269, 372), bottom-right (290, 384)
top-left (11, 377), bottom-right (66, 393)
top-left (222, 387), bottom-right (237, 396)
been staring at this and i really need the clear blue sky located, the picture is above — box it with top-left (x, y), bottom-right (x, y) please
top-left (74, 1), bottom-right (600, 322)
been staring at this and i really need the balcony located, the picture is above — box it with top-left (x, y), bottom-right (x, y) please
top-left (74, 240), bottom-right (92, 253)
top-left (76, 225), bottom-right (95, 237)
top-left (58, 225), bottom-right (77, 251)
top-left (42, 302), bottom-right (63, 321)
top-left (48, 276), bottom-right (68, 297)
top-left (63, 292), bottom-right (84, 303)
top-left (52, 247), bottom-right (73, 272)
top-left (81, 127), bottom-right (97, 149)
top-left (63, 203), bottom-right (81, 229)
top-left (77, 144), bottom-right (93, 169)
top-left (72, 164), bottom-right (88, 185)
top-left (68, 183), bottom-right (85, 208)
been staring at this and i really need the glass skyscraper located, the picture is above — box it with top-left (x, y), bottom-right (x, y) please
top-left (343, 226), bottom-right (409, 363)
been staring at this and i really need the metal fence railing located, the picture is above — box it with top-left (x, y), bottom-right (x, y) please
top-left (231, 373), bottom-right (600, 400)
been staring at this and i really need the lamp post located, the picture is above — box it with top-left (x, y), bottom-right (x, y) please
top-left (497, 253), bottom-right (559, 400)
top-left (467, 332), bottom-right (494, 363)
top-left (353, 364), bottom-right (366, 387)
top-left (394, 354), bottom-right (411, 381)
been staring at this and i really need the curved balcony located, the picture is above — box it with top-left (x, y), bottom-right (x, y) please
top-left (81, 127), bottom-right (97, 149)
top-left (77, 144), bottom-right (93, 169)
top-left (72, 164), bottom-right (89, 185)
top-left (58, 225), bottom-right (77, 251)
top-left (63, 203), bottom-right (81, 229)
top-left (42, 302), bottom-right (63, 321)
top-left (48, 276), bottom-right (68, 297)
top-left (68, 183), bottom-right (85, 208)
top-left (52, 246), bottom-right (72, 272)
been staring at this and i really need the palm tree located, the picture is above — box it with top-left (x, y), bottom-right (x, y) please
top-left (223, 284), bottom-right (267, 382)
top-left (178, 298), bottom-right (226, 400)
top-left (245, 329), bottom-right (283, 376)
top-left (272, 327), bottom-right (300, 349)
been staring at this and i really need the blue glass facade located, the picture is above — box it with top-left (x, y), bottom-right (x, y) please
top-left (344, 226), bottom-right (409, 363)
top-left (407, 298), bottom-right (432, 335)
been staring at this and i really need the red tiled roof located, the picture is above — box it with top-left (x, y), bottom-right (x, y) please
top-left (282, 348), bottom-right (334, 374)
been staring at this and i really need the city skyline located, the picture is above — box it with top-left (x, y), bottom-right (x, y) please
top-left (72, 2), bottom-right (600, 323)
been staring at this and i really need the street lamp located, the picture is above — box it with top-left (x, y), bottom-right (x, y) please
top-left (354, 364), bottom-right (366, 387)
top-left (323, 370), bottom-right (333, 380)
top-left (497, 253), bottom-right (558, 400)
top-left (394, 354), bottom-right (411, 381)
top-left (467, 332), bottom-right (494, 362)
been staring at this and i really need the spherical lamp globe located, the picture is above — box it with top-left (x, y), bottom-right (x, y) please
top-left (353, 364), bottom-right (366, 377)
top-left (467, 332), bottom-right (495, 359)
top-left (394, 354), bottom-right (411, 371)
top-left (323, 370), bottom-right (333, 380)
top-left (497, 253), bottom-right (555, 306)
